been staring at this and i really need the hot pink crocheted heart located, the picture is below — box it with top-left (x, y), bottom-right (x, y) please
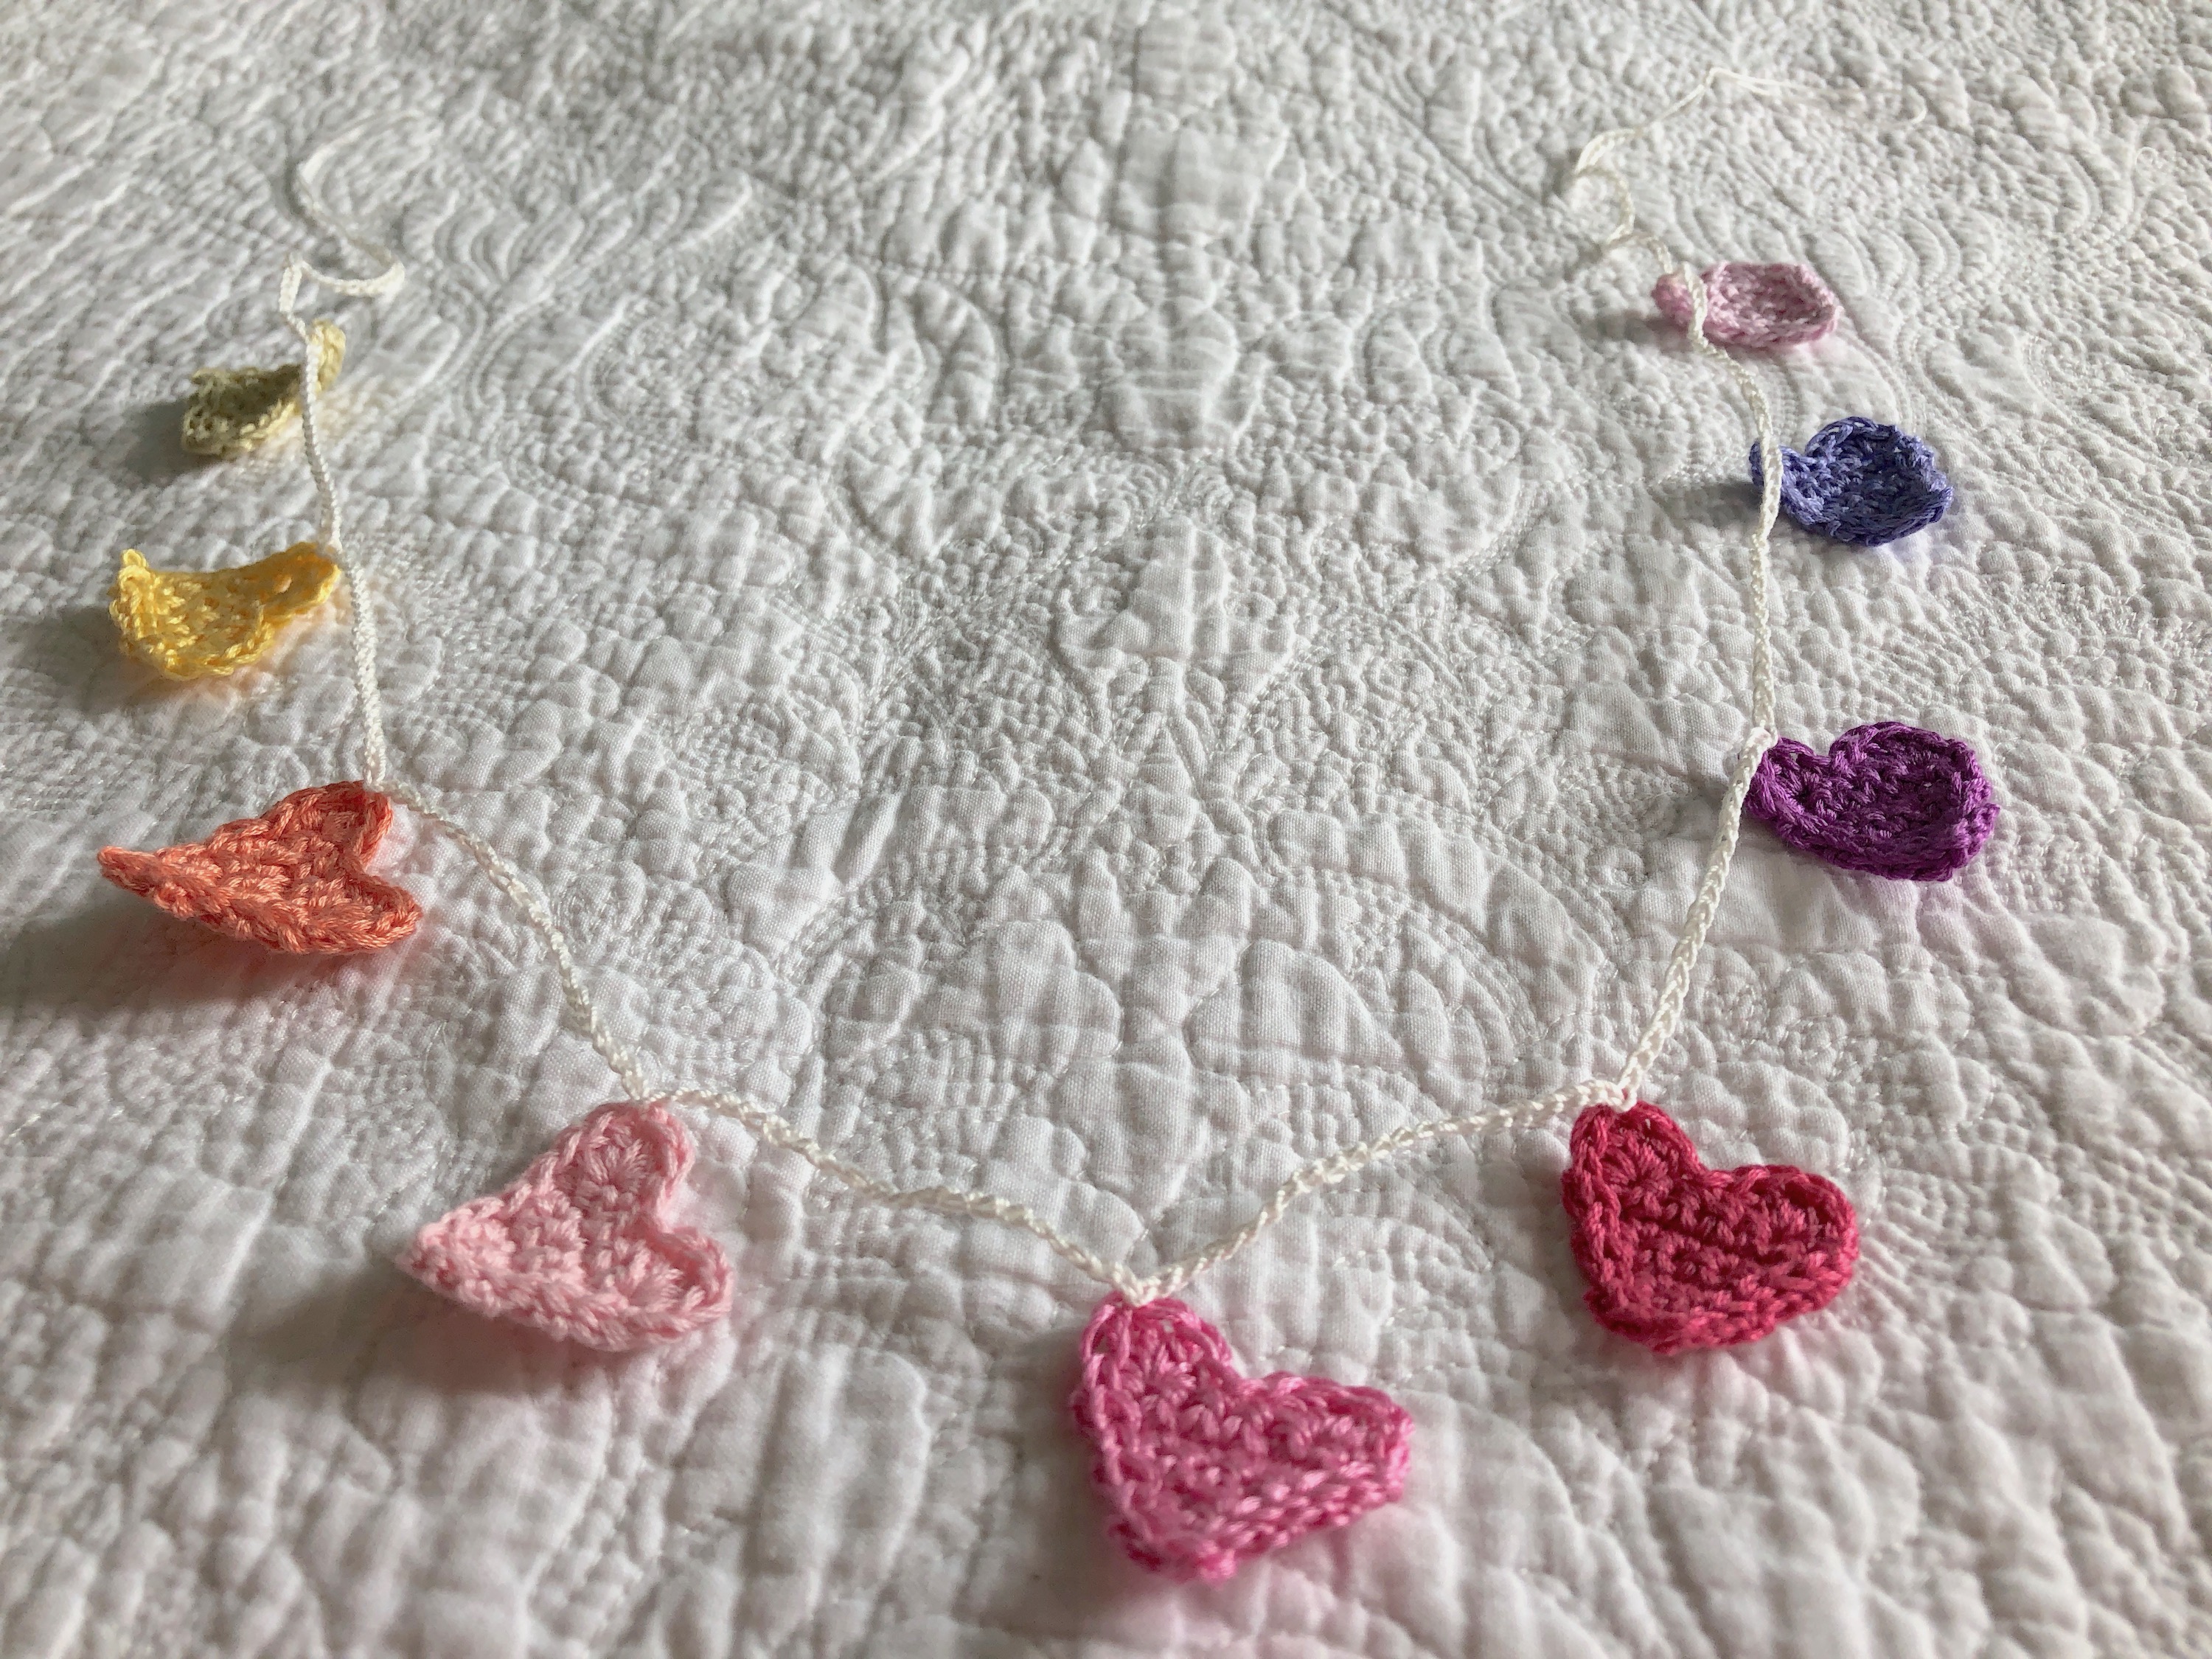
top-left (1652, 261), bottom-right (1839, 349)
top-left (1070, 1295), bottom-right (1412, 1581)
top-left (97, 780), bottom-right (420, 954)
top-left (1561, 1103), bottom-right (1856, 1355)
top-left (399, 1102), bottom-right (733, 1352)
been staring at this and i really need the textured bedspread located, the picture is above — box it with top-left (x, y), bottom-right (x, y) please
top-left (5, 1), bottom-right (2212, 1653)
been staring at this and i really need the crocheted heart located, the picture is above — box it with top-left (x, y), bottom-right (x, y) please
top-left (111, 542), bottom-right (339, 679)
top-left (1747, 722), bottom-right (1998, 881)
top-left (180, 318), bottom-right (345, 459)
top-left (97, 781), bottom-right (421, 953)
top-left (1652, 261), bottom-right (1838, 348)
top-left (1561, 1103), bottom-right (1857, 1355)
top-left (399, 1102), bottom-right (734, 1352)
top-left (1749, 417), bottom-right (1953, 546)
top-left (1070, 1295), bottom-right (1412, 1581)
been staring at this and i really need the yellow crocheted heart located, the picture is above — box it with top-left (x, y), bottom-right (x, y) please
top-left (179, 319), bottom-right (345, 459)
top-left (111, 543), bottom-right (341, 679)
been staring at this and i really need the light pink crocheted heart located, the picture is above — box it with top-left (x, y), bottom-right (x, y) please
top-left (1652, 261), bottom-right (1839, 349)
top-left (399, 1102), bottom-right (733, 1352)
top-left (1561, 1103), bottom-right (1857, 1354)
top-left (1071, 1295), bottom-right (1412, 1581)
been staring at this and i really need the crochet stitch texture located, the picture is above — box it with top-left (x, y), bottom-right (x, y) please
top-left (399, 1102), bottom-right (734, 1352)
top-left (1069, 1295), bottom-right (1413, 1581)
top-left (110, 542), bottom-right (338, 678)
top-left (1652, 260), bottom-right (1838, 347)
top-left (1749, 416), bottom-right (1954, 545)
top-left (1561, 1103), bottom-right (1858, 1355)
top-left (1745, 721), bottom-right (1998, 881)
top-left (179, 318), bottom-right (345, 459)
top-left (97, 780), bottom-right (420, 953)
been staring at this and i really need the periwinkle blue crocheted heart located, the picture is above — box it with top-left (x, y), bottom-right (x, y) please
top-left (1749, 417), bottom-right (1953, 546)
top-left (1745, 722), bottom-right (1997, 882)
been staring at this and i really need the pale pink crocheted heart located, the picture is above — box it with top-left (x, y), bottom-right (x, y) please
top-left (1652, 261), bottom-right (1839, 349)
top-left (1071, 1295), bottom-right (1412, 1581)
top-left (399, 1102), bottom-right (733, 1352)
top-left (1561, 1103), bottom-right (1857, 1355)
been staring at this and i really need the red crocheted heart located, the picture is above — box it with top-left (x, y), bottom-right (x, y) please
top-left (97, 781), bottom-right (421, 954)
top-left (399, 1102), bottom-right (734, 1352)
top-left (1070, 1295), bottom-right (1413, 1582)
top-left (1561, 1103), bottom-right (1857, 1355)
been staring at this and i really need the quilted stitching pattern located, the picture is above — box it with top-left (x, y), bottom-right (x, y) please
top-left (3, 1), bottom-right (2211, 1654)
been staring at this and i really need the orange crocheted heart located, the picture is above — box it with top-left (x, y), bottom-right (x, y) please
top-left (97, 781), bottom-right (421, 954)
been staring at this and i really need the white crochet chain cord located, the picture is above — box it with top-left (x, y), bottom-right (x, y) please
top-left (282, 74), bottom-right (1790, 1306)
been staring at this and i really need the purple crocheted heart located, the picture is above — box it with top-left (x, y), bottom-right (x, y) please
top-left (1746, 723), bottom-right (1998, 882)
top-left (1749, 417), bottom-right (1953, 546)
top-left (1653, 262), bottom-right (1839, 349)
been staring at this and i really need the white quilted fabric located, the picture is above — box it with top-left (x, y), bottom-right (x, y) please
top-left (5, 1), bottom-right (2212, 1653)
